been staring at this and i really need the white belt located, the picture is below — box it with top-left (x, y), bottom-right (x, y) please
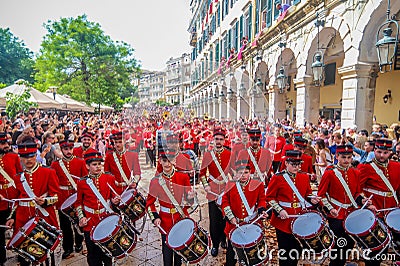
top-left (239, 212), bottom-right (257, 223)
top-left (84, 206), bottom-right (106, 214)
top-left (18, 201), bottom-right (36, 207)
top-left (329, 197), bottom-right (352, 209)
top-left (279, 201), bottom-right (302, 208)
top-left (160, 206), bottom-right (178, 214)
top-left (115, 181), bottom-right (128, 187)
top-left (60, 185), bottom-right (75, 190)
top-left (363, 188), bottom-right (394, 197)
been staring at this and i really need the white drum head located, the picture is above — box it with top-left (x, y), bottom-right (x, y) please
top-left (386, 208), bottom-right (400, 231)
top-left (345, 209), bottom-right (375, 234)
top-left (9, 217), bottom-right (36, 247)
top-left (120, 189), bottom-right (134, 204)
top-left (231, 224), bottom-right (262, 246)
top-left (92, 215), bottom-right (120, 241)
top-left (61, 193), bottom-right (77, 210)
top-left (167, 219), bottom-right (195, 248)
top-left (292, 212), bottom-right (323, 237)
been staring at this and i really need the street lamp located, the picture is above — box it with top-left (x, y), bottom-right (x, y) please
top-left (376, 0), bottom-right (399, 73)
top-left (276, 67), bottom-right (287, 93)
top-left (311, 13), bottom-right (325, 84)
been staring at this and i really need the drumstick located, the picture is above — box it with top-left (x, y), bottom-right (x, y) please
top-left (250, 207), bottom-right (273, 225)
top-left (156, 224), bottom-right (167, 235)
top-left (287, 215), bottom-right (302, 218)
top-left (1, 198), bottom-right (14, 203)
top-left (235, 223), bottom-right (245, 233)
top-left (107, 183), bottom-right (121, 197)
top-left (361, 194), bottom-right (373, 210)
top-left (0, 225), bottom-right (11, 229)
top-left (11, 198), bottom-right (35, 201)
top-left (377, 207), bottom-right (397, 212)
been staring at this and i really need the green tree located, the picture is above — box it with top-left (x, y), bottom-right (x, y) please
top-left (34, 15), bottom-right (140, 106)
top-left (0, 28), bottom-right (35, 85)
top-left (5, 85), bottom-right (38, 119)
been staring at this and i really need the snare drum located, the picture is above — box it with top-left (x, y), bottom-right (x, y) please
top-left (166, 218), bottom-right (210, 264)
top-left (60, 193), bottom-right (79, 224)
top-left (7, 217), bottom-right (62, 263)
top-left (118, 189), bottom-right (146, 222)
top-left (385, 208), bottom-right (400, 254)
top-left (292, 211), bottom-right (334, 254)
top-left (91, 214), bottom-right (137, 259)
top-left (344, 209), bottom-right (390, 252)
top-left (229, 223), bottom-right (268, 266)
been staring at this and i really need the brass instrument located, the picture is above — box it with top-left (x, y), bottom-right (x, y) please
top-left (162, 111), bottom-right (171, 120)
top-left (203, 113), bottom-right (210, 121)
top-left (190, 109), bottom-right (196, 118)
top-left (178, 109), bottom-right (185, 119)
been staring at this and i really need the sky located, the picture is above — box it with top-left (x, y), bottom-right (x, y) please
top-left (0, 0), bottom-right (192, 71)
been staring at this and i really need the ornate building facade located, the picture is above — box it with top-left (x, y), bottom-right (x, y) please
top-left (188, 0), bottom-right (400, 130)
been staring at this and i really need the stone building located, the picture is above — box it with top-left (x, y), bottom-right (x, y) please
top-left (188, 0), bottom-right (400, 129)
top-left (165, 53), bottom-right (192, 106)
top-left (138, 70), bottom-right (165, 104)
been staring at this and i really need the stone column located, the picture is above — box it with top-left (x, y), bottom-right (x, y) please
top-left (237, 88), bottom-right (249, 120)
top-left (226, 91), bottom-right (236, 120)
top-left (338, 64), bottom-right (377, 130)
top-left (202, 98), bottom-right (207, 116)
top-left (219, 96), bottom-right (227, 119)
top-left (294, 76), bottom-right (319, 128)
top-left (268, 86), bottom-right (286, 122)
top-left (213, 97), bottom-right (219, 119)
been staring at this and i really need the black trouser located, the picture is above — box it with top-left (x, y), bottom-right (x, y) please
top-left (146, 148), bottom-right (156, 167)
top-left (208, 200), bottom-right (226, 248)
top-left (327, 217), bottom-right (355, 266)
top-left (0, 209), bottom-right (10, 264)
top-left (18, 253), bottom-right (56, 266)
top-left (272, 161), bottom-right (281, 173)
top-left (83, 231), bottom-right (112, 266)
top-left (225, 239), bottom-right (237, 266)
top-left (58, 210), bottom-right (84, 253)
top-left (161, 234), bottom-right (182, 266)
top-left (193, 143), bottom-right (199, 157)
top-left (139, 140), bottom-right (144, 150)
top-left (275, 228), bottom-right (301, 266)
top-left (363, 246), bottom-right (389, 266)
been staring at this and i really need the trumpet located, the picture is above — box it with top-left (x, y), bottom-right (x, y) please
top-left (178, 110), bottom-right (185, 119)
top-left (162, 111), bottom-right (170, 120)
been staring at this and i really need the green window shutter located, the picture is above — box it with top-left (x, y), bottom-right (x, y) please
top-left (239, 15), bottom-right (244, 41)
top-left (255, 0), bottom-right (259, 34)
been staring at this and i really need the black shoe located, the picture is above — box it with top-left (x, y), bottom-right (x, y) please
top-left (62, 250), bottom-right (73, 259)
top-left (220, 241), bottom-right (227, 249)
top-left (211, 247), bottom-right (218, 257)
top-left (75, 244), bottom-right (83, 253)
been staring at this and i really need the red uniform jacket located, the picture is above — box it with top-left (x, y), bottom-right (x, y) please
top-left (280, 153), bottom-right (314, 174)
top-left (156, 152), bottom-right (193, 176)
top-left (200, 148), bottom-right (232, 201)
top-left (318, 166), bottom-right (362, 220)
top-left (13, 165), bottom-right (60, 229)
top-left (221, 179), bottom-right (266, 236)
top-left (104, 150), bottom-right (141, 194)
top-left (281, 143), bottom-right (294, 158)
top-left (231, 142), bottom-right (250, 162)
top-left (266, 171), bottom-right (313, 233)
top-left (75, 173), bottom-right (117, 232)
top-left (237, 147), bottom-right (272, 176)
top-left (146, 171), bottom-right (192, 234)
top-left (359, 160), bottom-right (400, 216)
top-left (73, 146), bottom-right (92, 159)
top-left (0, 153), bottom-right (21, 211)
top-left (51, 157), bottom-right (87, 209)
top-left (265, 136), bottom-right (286, 162)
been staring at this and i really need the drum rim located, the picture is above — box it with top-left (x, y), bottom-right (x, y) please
top-left (60, 192), bottom-right (77, 210)
top-left (343, 209), bottom-right (377, 236)
top-left (291, 211), bottom-right (324, 239)
top-left (385, 208), bottom-right (400, 233)
top-left (90, 214), bottom-right (122, 243)
top-left (7, 217), bottom-right (40, 249)
top-left (229, 223), bottom-right (263, 248)
top-left (112, 226), bottom-right (138, 259)
top-left (166, 218), bottom-right (198, 249)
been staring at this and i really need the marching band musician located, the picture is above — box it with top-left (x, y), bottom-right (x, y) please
top-left (358, 138), bottom-right (400, 266)
top-left (104, 131), bottom-right (140, 194)
top-left (0, 132), bottom-right (21, 266)
top-left (279, 137), bottom-right (314, 175)
top-left (6, 139), bottom-right (61, 266)
top-left (266, 150), bottom-right (318, 266)
top-left (73, 131), bottom-right (95, 159)
top-left (76, 151), bottom-right (120, 266)
top-left (50, 140), bottom-right (87, 259)
top-left (318, 145), bottom-right (374, 266)
top-left (199, 129), bottom-right (232, 256)
top-left (237, 128), bottom-right (272, 186)
top-left (146, 149), bottom-right (195, 266)
top-left (221, 160), bottom-right (267, 266)
top-left (231, 126), bottom-right (250, 162)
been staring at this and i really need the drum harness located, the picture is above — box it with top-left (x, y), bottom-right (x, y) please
top-left (0, 166), bottom-right (15, 188)
top-left (330, 168), bottom-right (358, 209)
top-left (20, 173), bottom-right (49, 217)
top-left (59, 160), bottom-right (77, 190)
top-left (85, 178), bottom-right (114, 214)
top-left (247, 148), bottom-right (265, 183)
top-left (282, 173), bottom-right (311, 209)
top-left (209, 149), bottom-right (229, 184)
top-left (235, 182), bottom-right (256, 222)
top-left (365, 162), bottom-right (399, 205)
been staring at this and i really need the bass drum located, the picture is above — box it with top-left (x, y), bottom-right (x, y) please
top-left (229, 223), bottom-right (268, 266)
top-left (91, 214), bottom-right (137, 259)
